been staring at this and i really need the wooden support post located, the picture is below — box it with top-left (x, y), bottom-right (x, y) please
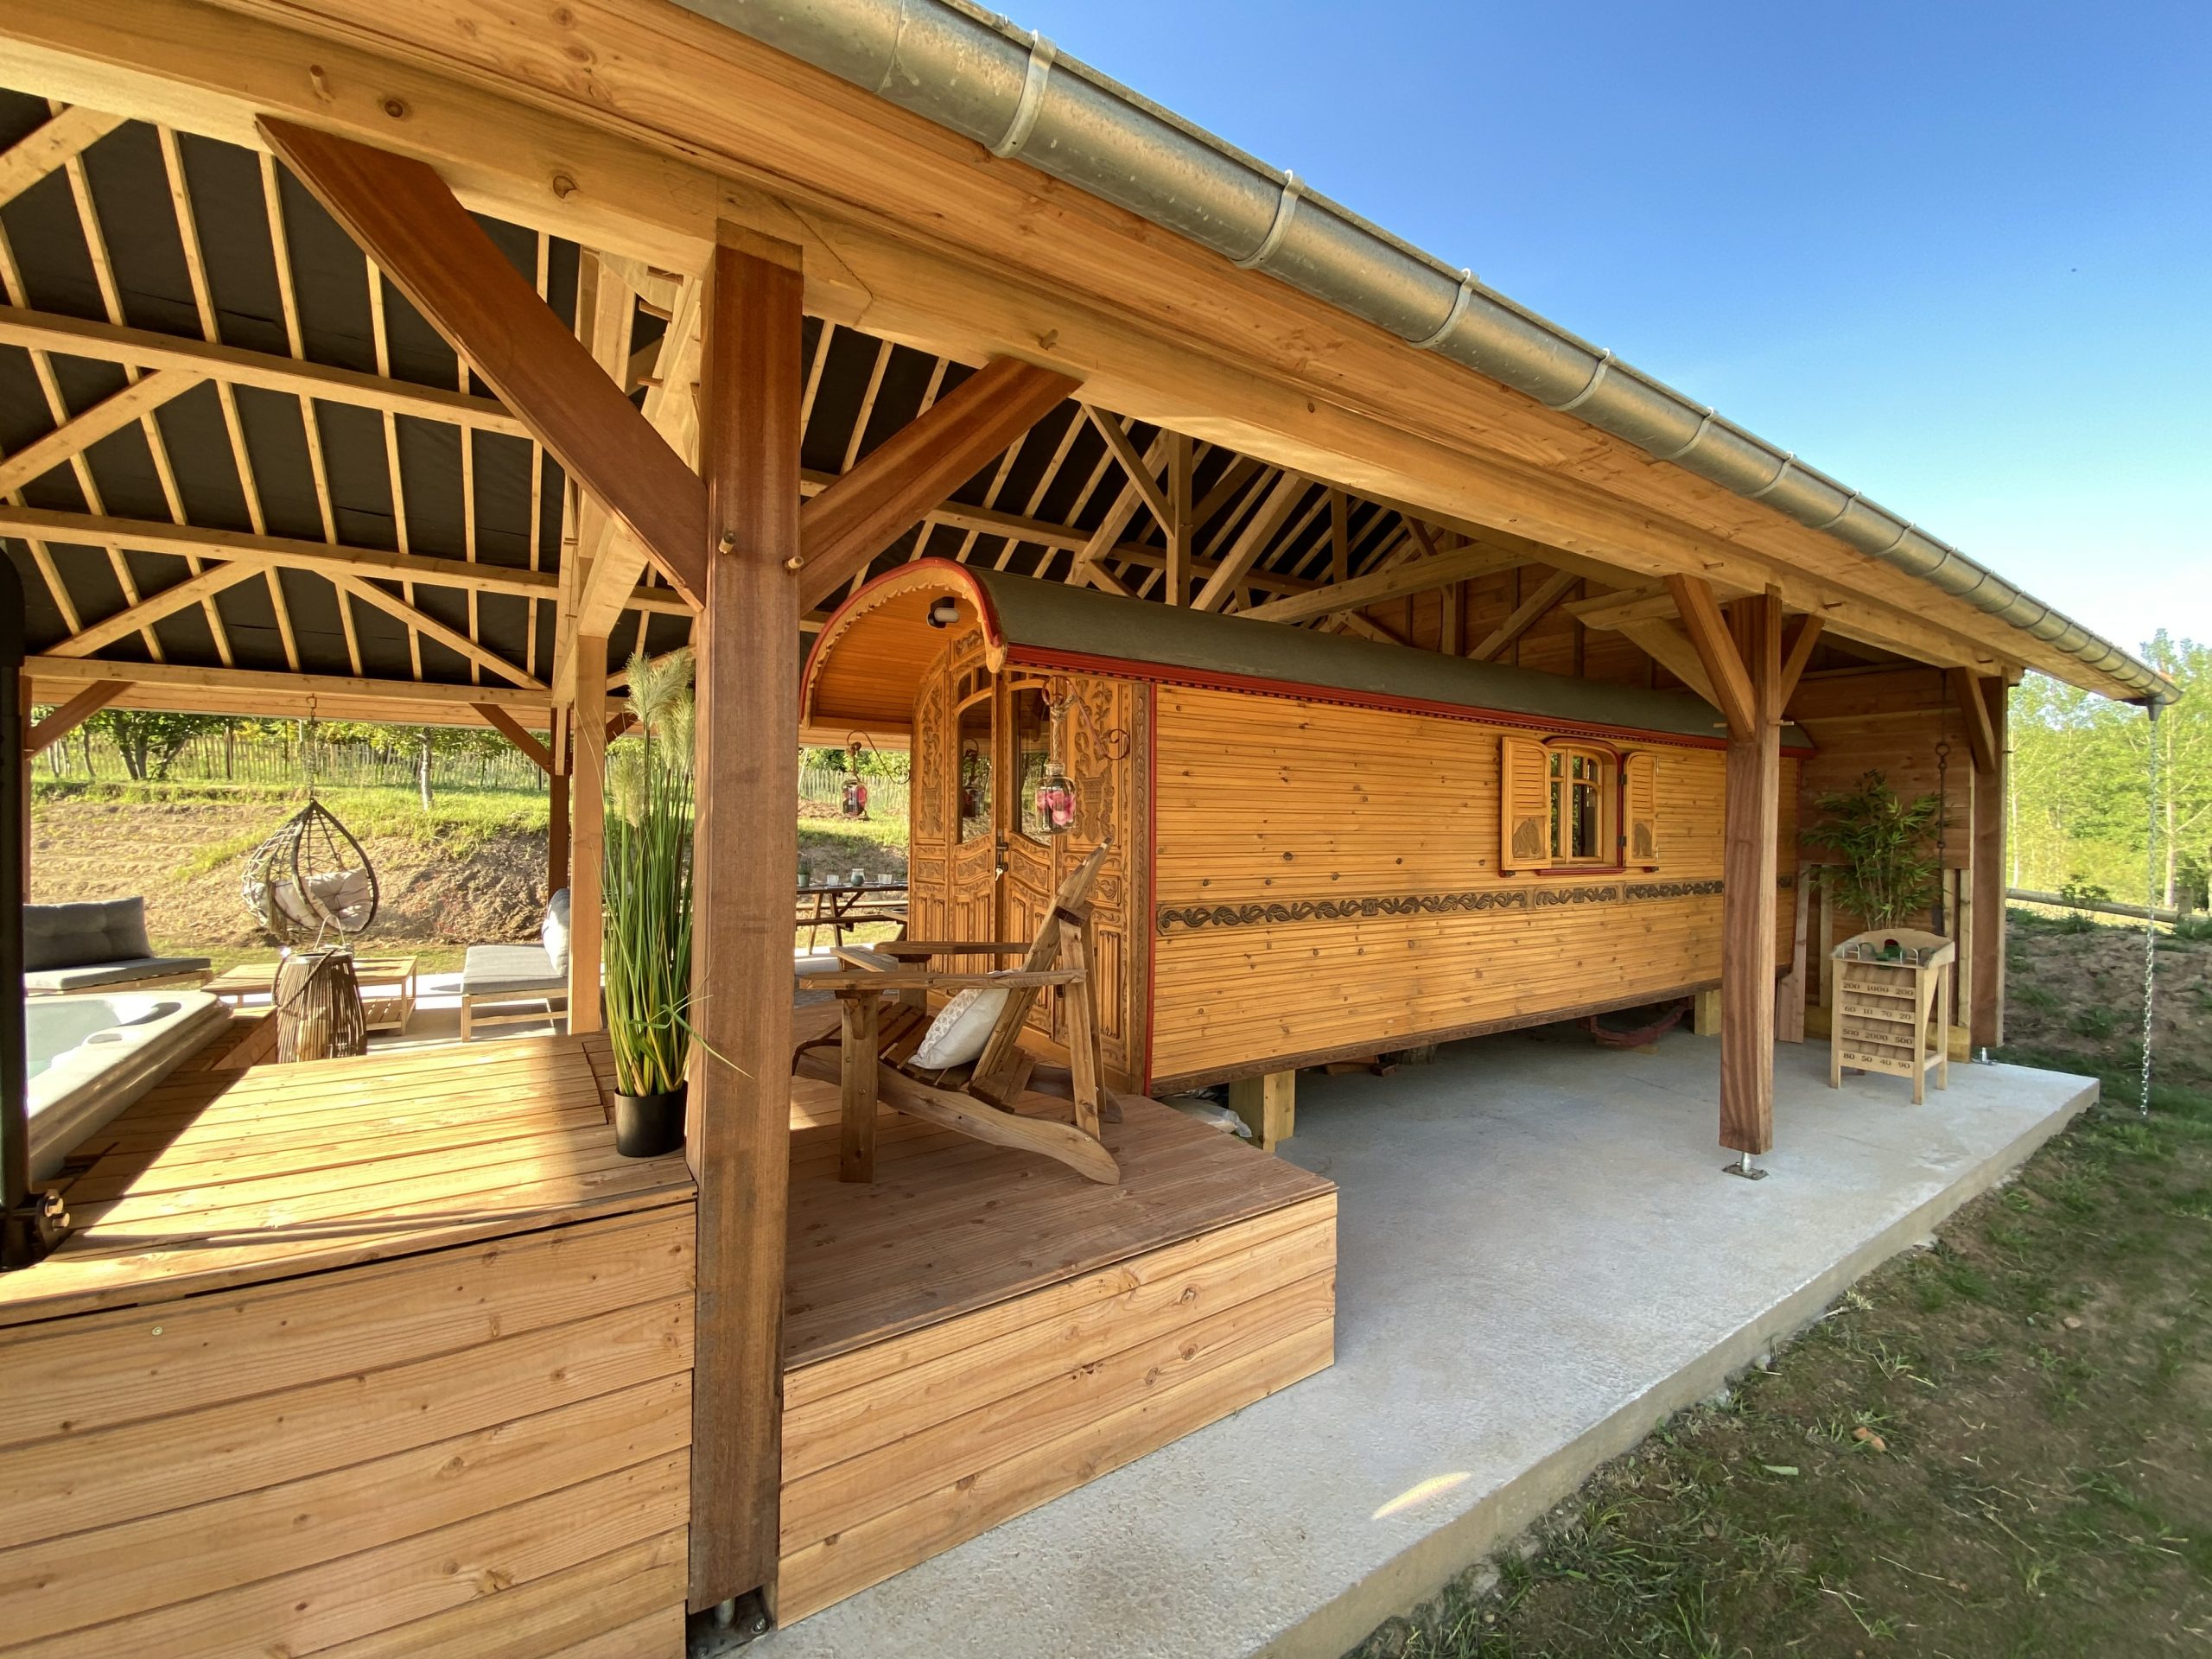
top-left (688, 223), bottom-right (803, 1617)
top-left (539, 716), bottom-right (566, 902)
top-left (1719, 592), bottom-right (1782, 1156)
top-left (1164, 429), bottom-right (1193, 606)
top-left (569, 646), bottom-right (607, 1035)
top-left (1230, 1070), bottom-right (1295, 1152)
top-left (1693, 988), bottom-right (1722, 1037)
top-left (1969, 677), bottom-right (2008, 1050)
top-left (837, 992), bottom-right (879, 1183)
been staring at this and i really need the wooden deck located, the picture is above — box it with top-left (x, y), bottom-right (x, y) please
top-left (778, 1076), bottom-right (1338, 1620)
top-left (0, 1035), bottom-right (1335, 1650)
top-left (0, 1036), bottom-right (697, 1659)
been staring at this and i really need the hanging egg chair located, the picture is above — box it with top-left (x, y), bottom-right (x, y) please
top-left (243, 798), bottom-right (380, 946)
top-left (240, 710), bottom-right (379, 947)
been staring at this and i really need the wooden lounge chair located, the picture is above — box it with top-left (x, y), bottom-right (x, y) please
top-left (794, 843), bottom-right (1120, 1185)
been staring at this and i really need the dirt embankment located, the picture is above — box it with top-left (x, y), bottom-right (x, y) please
top-left (2003, 912), bottom-right (2212, 1083)
top-left (29, 795), bottom-right (550, 957)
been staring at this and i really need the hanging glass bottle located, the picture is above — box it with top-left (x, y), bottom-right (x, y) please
top-left (1033, 686), bottom-right (1078, 836)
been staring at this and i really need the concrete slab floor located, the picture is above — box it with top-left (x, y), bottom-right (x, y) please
top-left (753, 1029), bottom-right (2095, 1659)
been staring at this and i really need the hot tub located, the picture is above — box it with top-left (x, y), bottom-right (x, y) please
top-left (25, 992), bottom-right (231, 1180)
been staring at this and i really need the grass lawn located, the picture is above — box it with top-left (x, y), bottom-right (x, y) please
top-left (1353, 913), bottom-right (2212, 1659)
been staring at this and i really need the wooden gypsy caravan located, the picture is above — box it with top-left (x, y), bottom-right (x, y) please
top-left (805, 560), bottom-right (1815, 1106)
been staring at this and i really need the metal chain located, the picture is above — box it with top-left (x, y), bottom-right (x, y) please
top-left (1932, 735), bottom-right (1951, 932)
top-left (2142, 704), bottom-right (2161, 1116)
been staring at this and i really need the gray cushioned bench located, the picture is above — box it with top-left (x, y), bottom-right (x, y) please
top-left (24, 898), bottom-right (212, 995)
top-left (460, 889), bottom-right (572, 1039)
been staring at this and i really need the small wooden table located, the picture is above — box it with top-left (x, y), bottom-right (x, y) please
top-left (206, 953), bottom-right (421, 1035)
top-left (795, 879), bottom-right (907, 951)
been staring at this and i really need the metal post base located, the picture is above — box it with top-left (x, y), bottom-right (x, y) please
top-left (1, 1190), bottom-right (70, 1271)
top-left (1721, 1152), bottom-right (1769, 1181)
top-left (688, 1592), bottom-right (772, 1656)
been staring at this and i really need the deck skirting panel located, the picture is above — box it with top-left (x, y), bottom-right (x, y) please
top-left (776, 1188), bottom-right (1337, 1623)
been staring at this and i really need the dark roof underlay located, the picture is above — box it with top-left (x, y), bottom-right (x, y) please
top-left (0, 86), bottom-right (1903, 722)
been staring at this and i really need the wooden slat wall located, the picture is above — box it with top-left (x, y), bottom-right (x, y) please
top-left (1152, 686), bottom-right (1800, 1081)
top-left (775, 1190), bottom-right (1336, 1623)
top-left (0, 1209), bottom-right (696, 1659)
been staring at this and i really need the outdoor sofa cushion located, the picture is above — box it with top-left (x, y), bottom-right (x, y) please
top-left (23, 956), bottom-right (214, 994)
top-left (460, 891), bottom-right (573, 1000)
top-left (460, 944), bottom-right (564, 1000)
top-left (541, 888), bottom-right (571, 976)
top-left (24, 898), bottom-right (156, 971)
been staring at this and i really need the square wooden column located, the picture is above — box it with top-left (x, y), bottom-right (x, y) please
top-left (688, 225), bottom-right (804, 1616)
top-left (1968, 677), bottom-right (2008, 1049)
top-left (1719, 593), bottom-right (1782, 1156)
top-left (569, 652), bottom-right (607, 1034)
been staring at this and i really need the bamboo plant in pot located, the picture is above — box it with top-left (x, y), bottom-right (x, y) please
top-left (602, 648), bottom-right (696, 1158)
top-left (1802, 768), bottom-right (1944, 936)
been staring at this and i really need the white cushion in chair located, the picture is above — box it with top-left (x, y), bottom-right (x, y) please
top-left (912, 987), bottom-right (1010, 1070)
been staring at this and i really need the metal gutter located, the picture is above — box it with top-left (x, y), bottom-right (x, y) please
top-left (679, 0), bottom-right (2174, 705)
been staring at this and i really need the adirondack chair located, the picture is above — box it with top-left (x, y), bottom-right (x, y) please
top-left (793, 842), bottom-right (1120, 1185)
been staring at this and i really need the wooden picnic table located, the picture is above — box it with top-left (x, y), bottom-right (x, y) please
top-left (795, 878), bottom-right (907, 951)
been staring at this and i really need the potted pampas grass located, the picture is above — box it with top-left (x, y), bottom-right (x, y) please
top-left (602, 648), bottom-right (696, 1157)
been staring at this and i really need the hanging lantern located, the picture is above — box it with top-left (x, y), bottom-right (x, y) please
top-left (841, 731), bottom-right (877, 819)
top-left (1033, 683), bottom-right (1077, 836)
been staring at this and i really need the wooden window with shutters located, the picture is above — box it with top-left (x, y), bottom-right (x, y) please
top-left (1501, 734), bottom-right (1639, 874)
top-left (1623, 751), bottom-right (1660, 869)
top-left (1498, 734), bottom-right (1552, 874)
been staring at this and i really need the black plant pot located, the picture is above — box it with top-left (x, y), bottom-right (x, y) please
top-left (613, 1084), bottom-right (687, 1158)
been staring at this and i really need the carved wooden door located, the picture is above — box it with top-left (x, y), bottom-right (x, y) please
top-left (945, 635), bottom-right (1002, 965)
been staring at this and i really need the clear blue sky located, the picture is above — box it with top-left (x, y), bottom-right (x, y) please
top-left (1003, 0), bottom-right (2211, 659)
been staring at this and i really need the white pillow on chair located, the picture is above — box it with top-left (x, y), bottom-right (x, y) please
top-left (912, 988), bottom-right (1010, 1070)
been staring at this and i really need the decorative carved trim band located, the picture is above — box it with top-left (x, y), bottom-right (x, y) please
top-left (1156, 878), bottom-right (1726, 935)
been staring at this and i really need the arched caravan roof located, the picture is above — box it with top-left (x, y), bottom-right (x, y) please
top-left (804, 560), bottom-right (1815, 754)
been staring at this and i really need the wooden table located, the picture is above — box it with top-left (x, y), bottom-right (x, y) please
top-left (796, 879), bottom-right (907, 951)
top-left (205, 953), bottom-right (421, 1034)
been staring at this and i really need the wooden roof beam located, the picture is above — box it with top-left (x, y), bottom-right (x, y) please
top-left (27, 653), bottom-right (550, 715)
top-left (474, 702), bottom-right (554, 772)
top-left (1192, 471), bottom-right (1312, 612)
top-left (1469, 567), bottom-right (1580, 664)
top-left (46, 563), bottom-right (264, 659)
top-left (24, 677), bottom-right (130, 755)
top-left (1779, 615), bottom-right (1825, 709)
top-left (1243, 540), bottom-right (1522, 626)
top-left (0, 368), bottom-right (204, 495)
top-left (1066, 430), bottom-right (1173, 591)
top-left (327, 572), bottom-right (543, 690)
top-left (1667, 574), bottom-right (1758, 738)
top-left (259, 117), bottom-right (709, 609)
top-left (1616, 618), bottom-right (1720, 711)
top-left (0, 307), bottom-right (530, 435)
top-left (798, 355), bottom-right (1079, 610)
top-left (0, 507), bottom-right (687, 611)
top-left (0, 103), bottom-right (123, 208)
top-left (1949, 665), bottom-right (2000, 774)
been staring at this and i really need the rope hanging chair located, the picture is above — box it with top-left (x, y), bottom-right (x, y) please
top-left (242, 708), bottom-right (379, 948)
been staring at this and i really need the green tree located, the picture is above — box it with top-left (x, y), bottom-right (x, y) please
top-left (86, 709), bottom-right (225, 781)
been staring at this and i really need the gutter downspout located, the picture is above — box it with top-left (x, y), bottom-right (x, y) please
top-left (679, 0), bottom-right (2173, 705)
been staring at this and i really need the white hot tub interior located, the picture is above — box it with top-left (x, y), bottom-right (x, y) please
top-left (24, 991), bottom-right (230, 1179)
